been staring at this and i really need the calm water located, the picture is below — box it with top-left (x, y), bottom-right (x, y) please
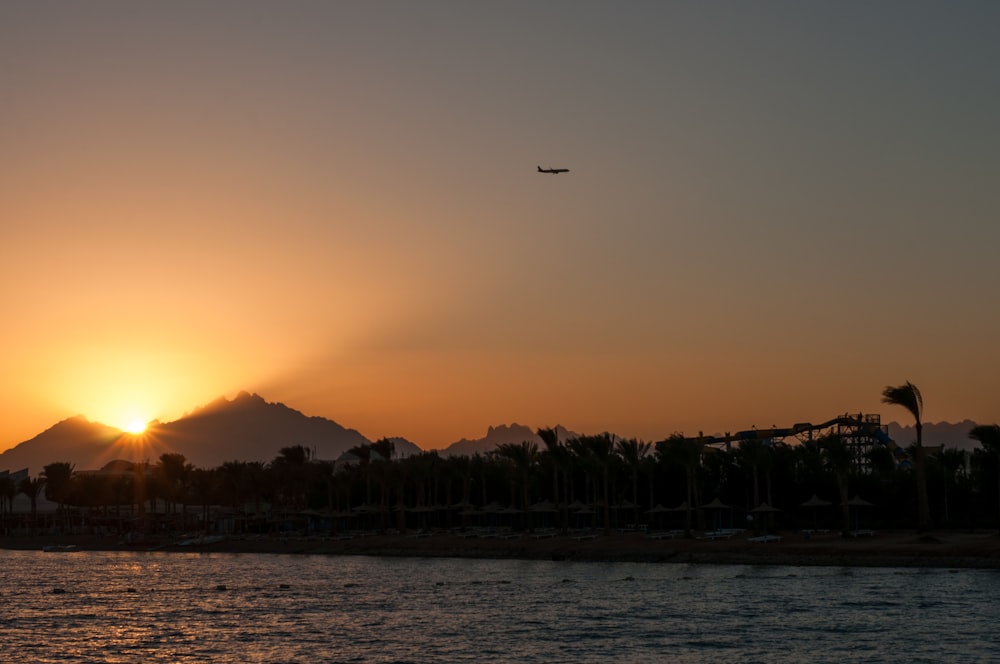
top-left (1, 550), bottom-right (998, 663)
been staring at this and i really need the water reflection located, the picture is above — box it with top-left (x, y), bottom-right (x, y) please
top-left (1, 551), bottom-right (999, 663)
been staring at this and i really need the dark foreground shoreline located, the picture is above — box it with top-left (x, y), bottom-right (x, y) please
top-left (5, 530), bottom-right (1000, 569)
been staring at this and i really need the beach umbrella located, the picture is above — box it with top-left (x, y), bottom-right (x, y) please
top-left (404, 505), bottom-right (435, 530)
top-left (528, 500), bottom-right (557, 530)
top-left (751, 502), bottom-right (781, 536)
top-left (610, 500), bottom-right (636, 528)
top-left (844, 495), bottom-right (874, 532)
top-left (571, 505), bottom-right (596, 529)
top-left (800, 494), bottom-right (833, 530)
top-left (351, 503), bottom-right (386, 531)
top-left (645, 503), bottom-right (670, 529)
top-left (703, 497), bottom-right (732, 530)
top-left (499, 505), bottom-right (521, 529)
top-left (661, 501), bottom-right (690, 531)
top-left (480, 502), bottom-right (506, 529)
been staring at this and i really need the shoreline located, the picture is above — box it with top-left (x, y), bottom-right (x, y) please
top-left (5, 529), bottom-right (1000, 569)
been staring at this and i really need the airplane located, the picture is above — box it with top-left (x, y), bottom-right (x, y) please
top-left (537, 166), bottom-right (569, 174)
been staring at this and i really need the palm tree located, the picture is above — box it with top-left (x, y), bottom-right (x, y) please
top-left (819, 434), bottom-right (852, 534)
top-left (244, 460), bottom-right (269, 517)
top-left (882, 381), bottom-right (931, 531)
top-left (131, 461), bottom-right (151, 529)
top-left (218, 461), bottom-right (253, 529)
top-left (538, 427), bottom-right (571, 531)
top-left (188, 468), bottom-right (217, 533)
top-left (371, 440), bottom-right (396, 529)
top-left (537, 428), bottom-right (559, 501)
top-left (736, 439), bottom-right (766, 508)
top-left (571, 434), bottom-right (615, 532)
top-left (156, 453), bottom-right (192, 515)
top-left (616, 438), bottom-right (651, 528)
top-left (969, 424), bottom-right (1000, 531)
top-left (271, 445), bottom-right (311, 513)
top-left (42, 462), bottom-right (75, 531)
top-left (657, 434), bottom-right (703, 535)
top-left (0, 475), bottom-right (15, 533)
top-left (496, 440), bottom-right (538, 530)
top-left (18, 476), bottom-right (46, 534)
top-left (937, 447), bottom-right (967, 525)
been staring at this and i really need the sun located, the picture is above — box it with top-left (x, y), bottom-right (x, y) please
top-left (124, 419), bottom-right (148, 435)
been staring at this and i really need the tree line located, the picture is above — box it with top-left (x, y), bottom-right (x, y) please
top-left (2, 382), bottom-right (998, 537)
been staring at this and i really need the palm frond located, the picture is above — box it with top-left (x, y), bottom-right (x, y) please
top-left (881, 381), bottom-right (922, 421)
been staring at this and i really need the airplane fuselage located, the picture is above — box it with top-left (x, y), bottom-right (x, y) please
top-left (537, 166), bottom-right (569, 174)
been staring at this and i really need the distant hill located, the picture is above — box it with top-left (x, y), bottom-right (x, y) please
top-left (382, 437), bottom-right (423, 458)
top-left (440, 424), bottom-right (579, 457)
top-left (0, 416), bottom-right (126, 475)
top-left (887, 420), bottom-right (981, 452)
top-left (0, 392), bottom-right (373, 473)
top-left (3, 393), bottom-right (985, 476)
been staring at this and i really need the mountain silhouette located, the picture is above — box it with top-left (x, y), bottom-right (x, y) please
top-left (886, 419), bottom-right (981, 452)
top-left (2, 393), bottom-right (984, 476)
top-left (0, 392), bottom-right (377, 474)
top-left (440, 424), bottom-right (578, 457)
top-left (0, 416), bottom-right (126, 474)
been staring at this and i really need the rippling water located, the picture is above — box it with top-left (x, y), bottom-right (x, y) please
top-left (2, 550), bottom-right (998, 662)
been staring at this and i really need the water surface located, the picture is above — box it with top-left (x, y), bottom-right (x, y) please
top-left (2, 551), bottom-right (997, 662)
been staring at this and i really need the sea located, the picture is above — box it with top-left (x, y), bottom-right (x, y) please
top-left (1, 550), bottom-right (997, 663)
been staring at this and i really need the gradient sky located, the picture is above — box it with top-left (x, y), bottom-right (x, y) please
top-left (3, 1), bottom-right (999, 451)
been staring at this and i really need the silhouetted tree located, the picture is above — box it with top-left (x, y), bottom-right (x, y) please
top-left (0, 475), bottom-right (16, 533)
top-left (657, 434), bottom-right (706, 534)
top-left (617, 438), bottom-right (651, 528)
top-left (496, 440), bottom-right (538, 530)
top-left (882, 381), bottom-right (931, 531)
top-left (188, 468), bottom-right (217, 532)
top-left (42, 462), bottom-right (75, 531)
top-left (970, 424), bottom-right (1000, 531)
top-left (156, 453), bottom-right (192, 515)
top-left (18, 476), bottom-right (46, 534)
top-left (539, 427), bottom-right (572, 531)
top-left (820, 434), bottom-right (852, 534)
top-left (573, 434), bottom-right (615, 532)
top-left (271, 445), bottom-right (311, 512)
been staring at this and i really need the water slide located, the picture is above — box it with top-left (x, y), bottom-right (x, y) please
top-left (694, 415), bottom-right (910, 465)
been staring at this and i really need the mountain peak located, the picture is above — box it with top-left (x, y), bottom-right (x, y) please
top-left (0, 393), bottom-right (372, 473)
top-left (440, 423), bottom-right (579, 457)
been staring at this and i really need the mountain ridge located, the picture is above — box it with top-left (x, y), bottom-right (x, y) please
top-left (0, 393), bottom-right (987, 475)
top-left (0, 393), bottom-right (392, 474)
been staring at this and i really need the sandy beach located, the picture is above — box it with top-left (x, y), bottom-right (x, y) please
top-left (6, 529), bottom-right (1000, 569)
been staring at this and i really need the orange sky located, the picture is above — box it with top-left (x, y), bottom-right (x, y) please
top-left (2, 3), bottom-right (999, 452)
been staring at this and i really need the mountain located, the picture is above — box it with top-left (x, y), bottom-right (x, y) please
top-left (0, 392), bottom-right (373, 474)
top-left (383, 437), bottom-right (423, 458)
top-left (440, 424), bottom-right (578, 457)
top-left (886, 420), bottom-right (981, 452)
top-left (0, 416), bottom-right (125, 475)
top-left (4, 392), bottom-right (985, 476)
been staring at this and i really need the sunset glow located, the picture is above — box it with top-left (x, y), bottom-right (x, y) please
top-left (125, 420), bottom-right (148, 435)
top-left (1, 3), bottom-right (998, 453)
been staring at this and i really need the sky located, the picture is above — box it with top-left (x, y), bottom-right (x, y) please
top-left (2, 1), bottom-right (999, 452)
